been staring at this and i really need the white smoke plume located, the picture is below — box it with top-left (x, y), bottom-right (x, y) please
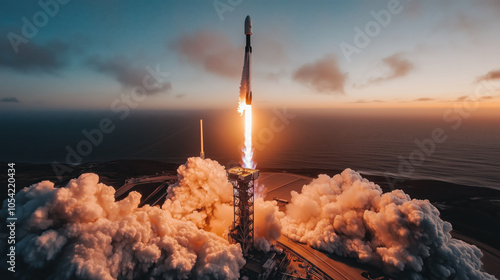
top-left (163, 157), bottom-right (234, 236)
top-left (0, 157), bottom-right (284, 279)
top-left (1, 161), bottom-right (245, 279)
top-left (281, 169), bottom-right (496, 280)
top-left (2, 159), bottom-right (494, 280)
top-left (254, 198), bottom-right (284, 252)
top-left (162, 157), bottom-right (283, 251)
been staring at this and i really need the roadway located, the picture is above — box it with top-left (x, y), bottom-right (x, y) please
top-left (114, 174), bottom-right (177, 198)
top-left (278, 235), bottom-right (368, 280)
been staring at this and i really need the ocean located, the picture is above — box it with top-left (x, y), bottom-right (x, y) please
top-left (1, 108), bottom-right (499, 190)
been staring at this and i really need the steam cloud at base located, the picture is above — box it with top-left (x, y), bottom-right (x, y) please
top-left (1, 159), bottom-right (246, 280)
top-left (1, 158), bottom-right (495, 280)
top-left (281, 169), bottom-right (495, 280)
top-left (162, 158), bottom-right (282, 251)
top-left (0, 157), bottom-right (282, 279)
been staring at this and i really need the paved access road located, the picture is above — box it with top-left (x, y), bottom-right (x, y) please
top-left (278, 235), bottom-right (368, 280)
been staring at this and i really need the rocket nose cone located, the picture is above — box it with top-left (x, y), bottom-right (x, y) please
top-left (245, 15), bottom-right (252, 35)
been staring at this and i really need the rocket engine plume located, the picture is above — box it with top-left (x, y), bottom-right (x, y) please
top-left (238, 16), bottom-right (255, 169)
top-left (241, 104), bottom-right (255, 169)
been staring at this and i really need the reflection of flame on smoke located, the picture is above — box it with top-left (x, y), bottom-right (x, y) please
top-left (239, 101), bottom-right (255, 169)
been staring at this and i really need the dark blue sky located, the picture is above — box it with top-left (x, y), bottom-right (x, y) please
top-left (1, 0), bottom-right (499, 111)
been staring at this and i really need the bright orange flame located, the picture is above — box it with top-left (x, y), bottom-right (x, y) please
top-left (238, 101), bottom-right (255, 169)
top-left (237, 101), bottom-right (245, 116)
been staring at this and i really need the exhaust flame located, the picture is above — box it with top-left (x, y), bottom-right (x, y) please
top-left (238, 26), bottom-right (253, 168)
top-left (239, 102), bottom-right (255, 169)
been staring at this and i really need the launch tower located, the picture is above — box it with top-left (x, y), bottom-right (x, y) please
top-left (228, 166), bottom-right (259, 255)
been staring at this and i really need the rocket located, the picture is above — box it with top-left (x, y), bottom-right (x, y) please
top-left (245, 15), bottom-right (252, 53)
top-left (242, 15), bottom-right (252, 105)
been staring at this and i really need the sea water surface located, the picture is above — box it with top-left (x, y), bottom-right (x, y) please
top-left (1, 108), bottom-right (499, 190)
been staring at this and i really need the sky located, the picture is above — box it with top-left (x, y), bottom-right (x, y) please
top-left (1, 0), bottom-right (500, 111)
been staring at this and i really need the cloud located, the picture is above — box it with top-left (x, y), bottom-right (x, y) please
top-left (414, 97), bottom-right (434, 102)
top-left (256, 33), bottom-right (286, 65)
top-left (87, 55), bottom-right (171, 95)
top-left (1, 97), bottom-right (19, 103)
top-left (293, 54), bottom-right (347, 94)
top-left (363, 53), bottom-right (414, 86)
top-left (170, 30), bottom-right (241, 79)
top-left (0, 38), bottom-right (71, 73)
top-left (483, 0), bottom-right (500, 14)
top-left (282, 169), bottom-right (496, 280)
top-left (440, 14), bottom-right (478, 36)
top-left (353, 99), bottom-right (384, 104)
top-left (163, 157), bottom-right (283, 252)
top-left (1, 158), bottom-right (247, 279)
top-left (0, 157), bottom-right (287, 279)
top-left (477, 69), bottom-right (500, 82)
top-left (1, 157), bottom-right (495, 279)
top-left (455, 94), bottom-right (497, 102)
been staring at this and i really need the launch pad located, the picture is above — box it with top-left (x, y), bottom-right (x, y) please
top-left (227, 166), bottom-right (259, 255)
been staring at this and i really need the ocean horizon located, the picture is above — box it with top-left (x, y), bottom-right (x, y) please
top-left (2, 108), bottom-right (499, 190)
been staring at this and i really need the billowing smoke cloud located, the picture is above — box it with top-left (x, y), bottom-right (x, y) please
top-left (170, 31), bottom-right (241, 79)
top-left (254, 198), bottom-right (284, 252)
top-left (293, 54), bottom-right (347, 94)
top-left (281, 169), bottom-right (495, 280)
top-left (2, 159), bottom-right (494, 279)
top-left (477, 69), bottom-right (500, 81)
top-left (163, 157), bottom-right (234, 236)
top-left (87, 55), bottom-right (172, 95)
top-left (163, 158), bottom-right (283, 251)
top-left (1, 158), bottom-right (246, 279)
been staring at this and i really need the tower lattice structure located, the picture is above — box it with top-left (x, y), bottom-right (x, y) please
top-left (227, 167), bottom-right (259, 255)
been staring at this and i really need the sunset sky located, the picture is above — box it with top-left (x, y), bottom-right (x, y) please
top-left (1, 0), bottom-right (500, 111)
